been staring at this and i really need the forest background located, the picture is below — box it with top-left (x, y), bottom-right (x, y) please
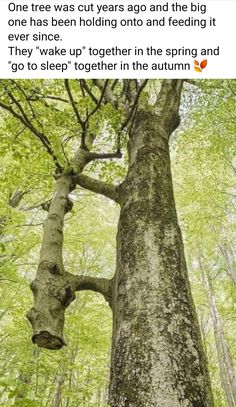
top-left (0, 79), bottom-right (235, 406)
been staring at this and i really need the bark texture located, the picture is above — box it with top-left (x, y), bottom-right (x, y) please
top-left (109, 81), bottom-right (214, 407)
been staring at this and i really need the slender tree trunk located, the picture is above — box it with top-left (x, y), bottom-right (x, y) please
top-left (198, 303), bottom-right (233, 407)
top-left (218, 243), bottom-right (236, 284)
top-left (27, 150), bottom-right (113, 348)
top-left (109, 81), bottom-right (214, 407)
top-left (200, 259), bottom-right (236, 407)
top-left (216, 332), bottom-right (235, 407)
top-left (14, 349), bottom-right (39, 403)
top-left (27, 174), bottom-right (76, 348)
top-left (14, 371), bottom-right (32, 402)
top-left (65, 344), bottom-right (79, 407)
top-left (52, 373), bottom-right (65, 407)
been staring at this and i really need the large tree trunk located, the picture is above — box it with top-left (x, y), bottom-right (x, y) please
top-left (109, 81), bottom-right (214, 407)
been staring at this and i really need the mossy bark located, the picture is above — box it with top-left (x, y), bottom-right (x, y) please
top-left (109, 82), bottom-right (214, 406)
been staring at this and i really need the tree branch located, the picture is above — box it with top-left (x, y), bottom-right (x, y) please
top-left (10, 80), bottom-right (40, 125)
top-left (64, 79), bottom-right (85, 129)
top-left (111, 79), bottom-right (119, 91)
top-left (0, 99), bottom-right (63, 171)
top-left (79, 80), bottom-right (99, 104)
top-left (84, 80), bottom-right (109, 125)
top-left (92, 80), bottom-right (116, 105)
top-left (71, 149), bottom-right (122, 173)
top-left (68, 274), bottom-right (113, 305)
top-left (88, 151), bottom-right (122, 161)
top-left (154, 80), bottom-right (183, 135)
top-left (9, 189), bottom-right (28, 208)
top-left (184, 79), bottom-right (200, 87)
top-left (120, 79), bottom-right (149, 131)
top-left (74, 174), bottom-right (120, 204)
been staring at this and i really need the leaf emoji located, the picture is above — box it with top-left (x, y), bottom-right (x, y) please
top-left (200, 59), bottom-right (208, 69)
top-left (194, 60), bottom-right (199, 66)
top-left (194, 66), bottom-right (202, 73)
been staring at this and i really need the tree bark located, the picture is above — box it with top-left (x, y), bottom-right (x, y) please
top-left (109, 81), bottom-right (214, 407)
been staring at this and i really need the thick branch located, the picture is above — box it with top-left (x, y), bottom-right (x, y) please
top-left (84, 79), bottom-right (109, 124)
top-left (88, 151), bottom-right (122, 160)
top-left (9, 189), bottom-right (28, 208)
top-left (75, 174), bottom-right (120, 204)
top-left (80, 80), bottom-right (98, 104)
top-left (69, 274), bottom-right (113, 305)
top-left (92, 80), bottom-right (116, 105)
top-left (155, 80), bottom-right (183, 114)
top-left (71, 149), bottom-right (122, 174)
top-left (120, 79), bottom-right (149, 131)
top-left (155, 80), bottom-right (183, 135)
top-left (122, 80), bottom-right (138, 104)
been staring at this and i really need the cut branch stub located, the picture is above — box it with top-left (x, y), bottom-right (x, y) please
top-left (27, 273), bottom-right (76, 350)
top-left (27, 272), bottom-right (113, 349)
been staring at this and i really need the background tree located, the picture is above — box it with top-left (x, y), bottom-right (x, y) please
top-left (172, 79), bottom-right (236, 407)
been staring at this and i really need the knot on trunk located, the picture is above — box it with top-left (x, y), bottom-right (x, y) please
top-left (27, 275), bottom-right (76, 350)
top-left (59, 285), bottom-right (76, 307)
top-left (41, 200), bottom-right (51, 212)
top-left (48, 284), bottom-right (76, 308)
top-left (48, 262), bottom-right (62, 275)
top-left (65, 198), bottom-right (73, 213)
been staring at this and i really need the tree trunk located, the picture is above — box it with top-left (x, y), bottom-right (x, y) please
top-left (14, 370), bottom-right (32, 402)
top-left (27, 149), bottom-right (113, 349)
top-left (200, 259), bottom-right (236, 407)
top-left (218, 243), bottom-right (236, 284)
top-left (109, 81), bottom-right (214, 407)
top-left (52, 373), bottom-right (65, 407)
top-left (27, 175), bottom-right (76, 349)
